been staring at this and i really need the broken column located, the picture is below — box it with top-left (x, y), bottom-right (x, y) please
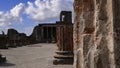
top-left (7, 29), bottom-right (19, 47)
top-left (7, 29), bottom-right (28, 47)
top-left (0, 31), bottom-right (7, 63)
top-left (0, 54), bottom-right (6, 63)
top-left (53, 11), bottom-right (73, 64)
top-left (0, 32), bottom-right (8, 49)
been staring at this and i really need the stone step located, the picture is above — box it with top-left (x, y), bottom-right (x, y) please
top-left (54, 54), bottom-right (73, 59)
top-left (55, 51), bottom-right (73, 55)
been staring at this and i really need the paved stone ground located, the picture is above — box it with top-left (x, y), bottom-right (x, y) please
top-left (0, 43), bottom-right (73, 68)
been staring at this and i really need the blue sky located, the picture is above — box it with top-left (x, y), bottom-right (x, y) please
top-left (0, 0), bottom-right (73, 36)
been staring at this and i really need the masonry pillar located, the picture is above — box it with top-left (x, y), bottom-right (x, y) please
top-left (73, 0), bottom-right (95, 68)
top-left (46, 27), bottom-right (48, 43)
top-left (53, 11), bottom-right (73, 64)
top-left (74, 0), bottom-right (116, 68)
top-left (53, 24), bottom-right (73, 64)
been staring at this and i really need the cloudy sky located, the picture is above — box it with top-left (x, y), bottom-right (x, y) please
top-left (0, 0), bottom-right (73, 36)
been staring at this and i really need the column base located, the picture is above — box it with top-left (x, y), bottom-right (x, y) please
top-left (0, 54), bottom-right (6, 63)
top-left (53, 51), bottom-right (73, 65)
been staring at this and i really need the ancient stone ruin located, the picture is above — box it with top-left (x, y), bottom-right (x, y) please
top-left (7, 29), bottom-right (28, 47)
top-left (53, 11), bottom-right (73, 64)
top-left (30, 23), bottom-right (57, 43)
top-left (0, 31), bottom-right (8, 49)
top-left (0, 28), bottom-right (29, 49)
top-left (0, 10), bottom-right (74, 64)
top-left (0, 54), bottom-right (6, 63)
top-left (0, 11), bottom-right (73, 47)
top-left (73, 0), bottom-right (120, 68)
top-left (29, 11), bottom-right (73, 44)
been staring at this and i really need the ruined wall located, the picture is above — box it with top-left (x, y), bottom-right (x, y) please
top-left (74, 0), bottom-right (116, 68)
top-left (0, 34), bottom-right (7, 49)
top-left (7, 29), bottom-right (29, 47)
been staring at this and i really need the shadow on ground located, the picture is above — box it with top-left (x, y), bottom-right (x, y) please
top-left (53, 59), bottom-right (73, 65)
top-left (0, 62), bottom-right (15, 67)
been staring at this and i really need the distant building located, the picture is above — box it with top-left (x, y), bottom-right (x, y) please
top-left (30, 11), bottom-right (73, 43)
top-left (0, 11), bottom-right (73, 47)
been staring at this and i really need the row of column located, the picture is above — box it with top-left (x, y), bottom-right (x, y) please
top-left (40, 26), bottom-right (56, 43)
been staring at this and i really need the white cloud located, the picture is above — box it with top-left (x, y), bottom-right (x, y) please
top-left (0, 3), bottom-right (24, 27)
top-left (0, 0), bottom-right (73, 35)
top-left (10, 3), bottom-right (24, 17)
top-left (25, 0), bottom-right (73, 23)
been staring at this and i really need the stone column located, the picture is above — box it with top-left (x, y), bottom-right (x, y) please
top-left (47, 27), bottom-right (49, 42)
top-left (42, 27), bottom-right (45, 42)
top-left (94, 0), bottom-right (115, 68)
top-left (53, 24), bottom-right (73, 64)
top-left (51, 27), bottom-right (53, 42)
top-left (73, 0), bottom-right (116, 68)
top-left (53, 11), bottom-right (73, 64)
top-left (73, 0), bottom-right (95, 68)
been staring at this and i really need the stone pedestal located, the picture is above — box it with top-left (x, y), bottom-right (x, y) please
top-left (0, 54), bottom-right (6, 63)
top-left (53, 51), bottom-right (73, 64)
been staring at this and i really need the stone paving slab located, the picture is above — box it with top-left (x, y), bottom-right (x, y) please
top-left (0, 43), bottom-right (73, 68)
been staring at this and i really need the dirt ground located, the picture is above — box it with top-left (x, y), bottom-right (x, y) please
top-left (0, 43), bottom-right (73, 68)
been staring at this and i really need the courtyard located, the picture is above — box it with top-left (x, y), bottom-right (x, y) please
top-left (0, 43), bottom-right (72, 68)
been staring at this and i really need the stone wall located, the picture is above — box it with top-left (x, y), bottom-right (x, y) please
top-left (73, 0), bottom-right (117, 68)
top-left (7, 29), bottom-right (29, 47)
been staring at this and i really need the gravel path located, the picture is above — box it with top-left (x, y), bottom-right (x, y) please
top-left (0, 43), bottom-right (73, 68)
